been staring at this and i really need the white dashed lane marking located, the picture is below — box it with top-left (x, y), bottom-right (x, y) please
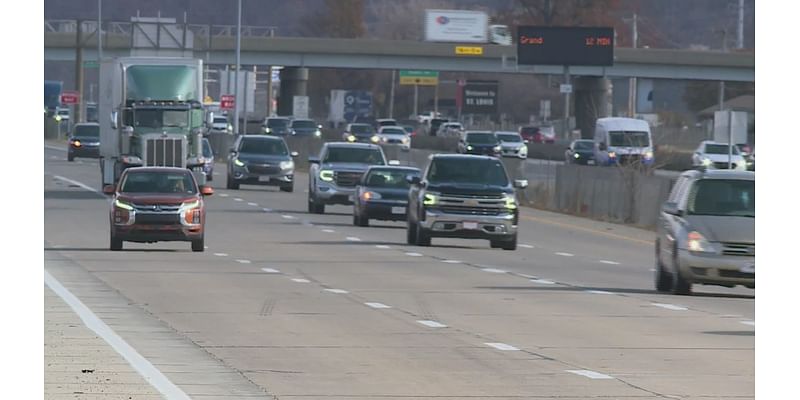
top-left (519, 244), bottom-right (534, 249)
top-left (262, 208), bottom-right (272, 212)
top-left (213, 253), bottom-right (229, 257)
top-left (405, 252), bottom-right (423, 257)
top-left (322, 229), bottom-right (335, 233)
top-left (481, 268), bottom-right (507, 273)
top-left (530, 279), bottom-right (556, 285)
top-left (652, 303), bottom-right (688, 311)
top-left (324, 289), bottom-right (349, 294)
top-left (346, 237), bottom-right (362, 242)
top-left (219, 193), bottom-right (229, 197)
top-left (417, 320), bottom-right (447, 328)
top-left (599, 260), bottom-right (620, 265)
top-left (585, 290), bottom-right (615, 295)
top-left (291, 278), bottom-right (310, 283)
top-left (247, 202), bottom-right (258, 206)
top-left (365, 302), bottom-right (392, 309)
top-left (740, 321), bottom-right (755, 327)
top-left (555, 252), bottom-right (574, 257)
top-left (484, 343), bottom-right (519, 351)
top-left (234, 198), bottom-right (243, 202)
top-left (261, 268), bottom-right (280, 273)
top-left (282, 215), bottom-right (295, 220)
top-left (375, 245), bottom-right (391, 249)
top-left (566, 369), bottom-right (614, 380)
top-left (441, 260), bottom-right (462, 264)
top-left (235, 259), bottom-right (251, 264)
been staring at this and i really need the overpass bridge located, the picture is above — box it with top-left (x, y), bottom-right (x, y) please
top-left (44, 20), bottom-right (754, 82)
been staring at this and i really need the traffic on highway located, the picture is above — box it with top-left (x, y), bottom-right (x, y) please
top-left (42, 2), bottom-right (755, 399)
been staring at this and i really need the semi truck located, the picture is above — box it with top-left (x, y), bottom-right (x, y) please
top-left (423, 10), bottom-right (511, 45)
top-left (99, 57), bottom-right (212, 186)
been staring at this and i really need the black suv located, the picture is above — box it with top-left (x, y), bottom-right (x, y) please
top-left (227, 135), bottom-right (298, 192)
top-left (458, 131), bottom-right (502, 157)
top-left (407, 154), bottom-right (527, 250)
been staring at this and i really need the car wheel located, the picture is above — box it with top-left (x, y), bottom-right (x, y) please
top-left (655, 240), bottom-right (673, 292)
top-left (671, 246), bottom-right (692, 295)
top-left (68, 153), bottom-right (74, 162)
top-left (407, 220), bottom-right (418, 245)
top-left (226, 174), bottom-right (239, 190)
top-left (415, 221), bottom-right (431, 247)
top-left (191, 236), bottom-right (205, 252)
top-left (206, 173), bottom-right (213, 182)
top-left (110, 232), bottom-right (122, 251)
top-left (280, 183), bottom-right (294, 193)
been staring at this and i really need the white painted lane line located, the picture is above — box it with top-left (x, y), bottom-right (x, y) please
top-left (346, 237), bottom-right (361, 242)
top-left (517, 273), bottom-right (537, 279)
top-left (322, 229), bottom-right (335, 233)
top-left (652, 303), bottom-right (688, 311)
top-left (44, 270), bottom-right (191, 399)
top-left (417, 320), bottom-right (447, 328)
top-left (484, 342), bottom-right (520, 351)
top-left (324, 289), bottom-right (349, 294)
top-left (441, 260), bottom-right (462, 264)
top-left (585, 290), bottom-right (615, 295)
top-left (235, 259), bottom-right (251, 264)
top-left (262, 208), bottom-right (272, 212)
top-left (566, 369), bottom-right (614, 380)
top-left (740, 321), bottom-right (755, 327)
top-left (247, 202), bottom-right (258, 206)
top-left (530, 279), bottom-right (556, 285)
top-left (481, 268), bottom-right (507, 273)
top-left (219, 193), bottom-right (229, 197)
top-left (291, 278), bottom-right (310, 283)
top-left (405, 252), bottom-right (423, 257)
top-left (519, 244), bottom-right (534, 249)
top-left (365, 302), bottom-right (392, 309)
top-left (282, 215), bottom-right (296, 220)
top-left (213, 253), bottom-right (229, 257)
top-left (53, 175), bottom-right (102, 195)
top-left (261, 268), bottom-right (280, 273)
top-left (234, 198), bottom-right (243, 202)
top-left (375, 245), bottom-right (391, 249)
top-left (599, 260), bottom-right (620, 265)
top-left (555, 252), bottom-right (574, 257)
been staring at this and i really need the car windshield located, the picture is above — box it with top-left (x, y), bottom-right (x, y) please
top-left (73, 125), bottom-right (99, 137)
top-left (381, 127), bottom-right (406, 135)
top-left (239, 138), bottom-right (288, 155)
top-left (574, 141), bottom-right (594, 150)
top-left (350, 124), bottom-right (374, 135)
top-left (324, 147), bottom-right (385, 164)
top-left (686, 179), bottom-right (754, 217)
top-left (120, 171), bottom-right (197, 194)
top-left (466, 133), bottom-right (498, 144)
top-left (267, 119), bottom-right (290, 128)
top-left (427, 158), bottom-right (509, 186)
top-left (134, 109), bottom-right (188, 128)
top-left (609, 131), bottom-right (650, 147)
top-left (365, 169), bottom-right (418, 189)
top-left (213, 117), bottom-right (227, 124)
top-left (520, 127), bottom-right (536, 135)
top-left (401, 126), bottom-right (414, 133)
top-left (378, 120), bottom-right (396, 126)
top-left (496, 134), bottom-right (521, 142)
top-left (202, 140), bottom-right (213, 158)
top-left (705, 144), bottom-right (740, 155)
top-left (292, 120), bottom-right (316, 129)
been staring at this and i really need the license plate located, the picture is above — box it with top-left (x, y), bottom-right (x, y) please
top-left (740, 264), bottom-right (755, 273)
top-left (391, 207), bottom-right (406, 215)
top-left (463, 222), bottom-right (478, 230)
top-left (258, 176), bottom-right (271, 182)
top-left (587, 160), bottom-right (595, 165)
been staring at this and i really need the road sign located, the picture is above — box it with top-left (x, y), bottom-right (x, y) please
top-left (517, 26), bottom-right (615, 66)
top-left (455, 46), bottom-right (483, 55)
top-left (293, 96), bottom-right (309, 119)
top-left (220, 94), bottom-right (235, 110)
top-left (399, 70), bottom-right (439, 86)
top-left (462, 81), bottom-right (498, 114)
top-left (60, 91), bottom-right (80, 105)
top-left (83, 60), bottom-right (99, 68)
top-left (560, 84), bottom-right (573, 94)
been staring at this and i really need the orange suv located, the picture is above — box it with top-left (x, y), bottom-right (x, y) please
top-left (104, 167), bottom-right (213, 252)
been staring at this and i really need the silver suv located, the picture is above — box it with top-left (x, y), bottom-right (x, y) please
top-left (308, 143), bottom-right (388, 214)
top-left (655, 169), bottom-right (755, 294)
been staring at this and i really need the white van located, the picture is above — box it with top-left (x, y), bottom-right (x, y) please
top-left (593, 117), bottom-right (654, 167)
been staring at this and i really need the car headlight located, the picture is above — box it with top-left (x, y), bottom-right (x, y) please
top-left (72, 139), bottom-right (82, 147)
top-left (702, 158), bottom-right (712, 166)
top-left (644, 151), bottom-right (653, 160)
top-left (234, 159), bottom-right (245, 167)
top-left (361, 191), bottom-right (382, 201)
top-left (114, 199), bottom-right (134, 211)
top-left (467, 145), bottom-right (474, 151)
top-left (608, 151), bottom-right (616, 158)
top-left (279, 160), bottom-right (294, 170)
top-left (291, 130), bottom-right (297, 135)
top-left (346, 135), bottom-right (356, 142)
top-left (314, 130), bottom-right (322, 137)
top-left (319, 170), bottom-right (334, 182)
top-left (503, 194), bottom-right (518, 210)
top-left (401, 137), bottom-right (410, 144)
top-left (264, 127), bottom-right (272, 134)
top-left (423, 192), bottom-right (440, 206)
top-left (370, 135), bottom-right (380, 143)
top-left (687, 231), bottom-right (716, 253)
top-left (493, 145), bottom-right (502, 152)
top-left (574, 153), bottom-right (580, 159)
top-left (227, 124), bottom-right (233, 132)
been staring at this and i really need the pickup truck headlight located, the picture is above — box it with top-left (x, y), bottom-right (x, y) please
top-left (687, 231), bottom-right (716, 253)
top-left (701, 158), bottom-right (712, 166)
top-left (346, 135), bottom-right (357, 142)
top-left (114, 199), bottom-right (134, 211)
top-left (319, 170), bottom-right (334, 182)
top-left (608, 151), bottom-right (617, 159)
top-left (113, 199), bottom-right (135, 225)
top-left (644, 151), bottom-right (654, 160)
top-left (234, 159), bottom-right (245, 167)
top-left (71, 140), bottom-right (82, 147)
top-left (493, 145), bottom-right (502, 152)
top-left (264, 127), bottom-right (272, 134)
top-left (180, 200), bottom-right (202, 226)
top-left (370, 135), bottom-right (380, 143)
top-left (315, 130), bottom-right (322, 137)
top-left (574, 153), bottom-right (580, 159)
top-left (279, 160), bottom-right (294, 170)
top-left (504, 194), bottom-right (518, 210)
top-left (423, 192), bottom-right (440, 206)
top-left (467, 145), bottom-right (474, 151)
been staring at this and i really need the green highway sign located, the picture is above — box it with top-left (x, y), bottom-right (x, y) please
top-left (83, 60), bottom-right (99, 68)
top-left (399, 70), bottom-right (439, 86)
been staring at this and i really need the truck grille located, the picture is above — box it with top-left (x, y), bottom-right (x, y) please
top-left (335, 171), bottom-right (363, 187)
top-left (722, 242), bottom-right (754, 256)
top-left (145, 137), bottom-right (184, 167)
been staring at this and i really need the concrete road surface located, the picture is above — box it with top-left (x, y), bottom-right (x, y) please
top-left (44, 146), bottom-right (754, 399)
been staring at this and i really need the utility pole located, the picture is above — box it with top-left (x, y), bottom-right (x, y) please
top-left (737, 0), bottom-right (744, 49)
top-left (75, 20), bottom-right (84, 123)
top-left (717, 28), bottom-right (728, 111)
top-left (266, 65), bottom-right (273, 117)
top-left (388, 70), bottom-right (395, 119)
top-left (624, 13), bottom-right (638, 117)
top-left (233, 0), bottom-right (242, 135)
top-left (97, 0), bottom-right (102, 60)
top-left (412, 84), bottom-right (419, 119)
top-left (563, 66), bottom-right (570, 140)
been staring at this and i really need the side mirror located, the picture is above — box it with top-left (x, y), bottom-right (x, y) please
top-left (290, 151), bottom-right (299, 158)
top-left (308, 156), bottom-right (320, 164)
top-left (407, 175), bottom-right (422, 185)
top-left (102, 185), bottom-right (116, 195)
top-left (513, 179), bottom-right (529, 189)
top-left (110, 111), bottom-right (119, 130)
top-left (201, 186), bottom-right (214, 196)
top-left (662, 202), bottom-right (683, 216)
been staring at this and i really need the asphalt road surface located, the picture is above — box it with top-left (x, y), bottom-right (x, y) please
top-left (44, 146), bottom-right (754, 399)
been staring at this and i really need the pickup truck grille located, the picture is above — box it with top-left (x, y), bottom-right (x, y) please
top-left (722, 242), bottom-right (754, 256)
top-left (145, 137), bottom-right (184, 167)
top-left (713, 162), bottom-right (737, 169)
top-left (335, 171), bottom-right (363, 187)
top-left (435, 192), bottom-right (508, 215)
top-left (438, 206), bottom-right (502, 216)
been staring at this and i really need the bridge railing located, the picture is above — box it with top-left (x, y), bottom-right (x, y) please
top-left (45, 19), bottom-right (277, 38)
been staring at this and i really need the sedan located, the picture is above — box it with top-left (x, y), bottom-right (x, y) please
top-left (691, 141), bottom-right (747, 170)
top-left (68, 122), bottom-right (101, 161)
top-left (378, 126), bottom-right (411, 150)
top-left (565, 139), bottom-right (596, 165)
top-left (495, 131), bottom-right (528, 159)
top-left (353, 166), bottom-right (421, 226)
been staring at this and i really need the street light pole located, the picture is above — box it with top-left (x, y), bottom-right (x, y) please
top-left (97, 0), bottom-right (102, 60)
top-left (233, 0), bottom-right (242, 135)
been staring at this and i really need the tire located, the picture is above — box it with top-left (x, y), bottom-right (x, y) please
top-left (671, 247), bottom-right (692, 295)
top-left (415, 221), bottom-right (431, 247)
top-left (110, 232), bottom-right (122, 251)
top-left (206, 173), bottom-right (213, 182)
top-left (68, 153), bottom-right (75, 162)
top-left (491, 235), bottom-right (517, 251)
top-left (655, 240), bottom-right (673, 292)
top-left (226, 175), bottom-right (239, 190)
top-left (357, 214), bottom-right (369, 227)
top-left (407, 220), bottom-right (418, 245)
top-left (191, 236), bottom-right (205, 252)
top-left (280, 183), bottom-right (294, 193)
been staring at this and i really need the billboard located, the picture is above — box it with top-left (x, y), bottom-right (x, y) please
top-left (329, 90), bottom-right (373, 123)
top-left (424, 10), bottom-right (488, 43)
top-left (462, 81), bottom-right (498, 115)
top-left (517, 26), bottom-right (614, 66)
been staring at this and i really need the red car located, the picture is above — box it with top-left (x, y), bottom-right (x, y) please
top-left (103, 167), bottom-right (213, 252)
top-left (519, 125), bottom-right (556, 144)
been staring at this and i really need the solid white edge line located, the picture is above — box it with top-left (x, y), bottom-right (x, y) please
top-left (484, 342), bottom-right (520, 351)
top-left (44, 270), bottom-right (191, 399)
top-left (740, 321), bottom-right (755, 327)
top-left (417, 320), bottom-right (447, 328)
top-left (53, 175), bottom-right (102, 196)
top-left (566, 369), bottom-right (614, 380)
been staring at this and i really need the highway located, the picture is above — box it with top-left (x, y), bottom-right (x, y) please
top-left (44, 145), bottom-right (754, 399)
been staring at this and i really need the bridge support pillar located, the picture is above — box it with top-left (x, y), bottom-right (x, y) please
top-left (574, 77), bottom-right (612, 140)
top-left (277, 67), bottom-right (309, 116)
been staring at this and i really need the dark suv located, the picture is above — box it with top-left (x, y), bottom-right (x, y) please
top-left (68, 122), bottom-right (101, 161)
top-left (458, 131), bottom-right (502, 156)
top-left (227, 135), bottom-right (298, 192)
top-left (407, 154), bottom-right (528, 250)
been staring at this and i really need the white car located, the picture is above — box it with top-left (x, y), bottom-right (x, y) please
top-left (437, 122), bottom-right (464, 137)
top-left (378, 126), bottom-right (411, 150)
top-left (495, 131), bottom-right (528, 159)
top-left (211, 116), bottom-right (231, 133)
top-left (692, 141), bottom-right (747, 171)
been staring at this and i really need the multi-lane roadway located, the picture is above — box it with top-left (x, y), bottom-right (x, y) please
top-left (44, 144), bottom-right (754, 399)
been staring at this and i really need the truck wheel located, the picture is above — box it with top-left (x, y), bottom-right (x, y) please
top-left (492, 235), bottom-right (517, 250)
top-left (407, 221), bottom-right (418, 244)
top-left (280, 183), bottom-right (294, 193)
top-left (308, 195), bottom-right (325, 214)
top-left (191, 236), bottom-right (205, 252)
top-left (655, 240), bottom-right (673, 292)
top-left (110, 232), bottom-right (122, 251)
top-left (416, 223), bottom-right (431, 247)
top-left (356, 213), bottom-right (369, 227)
